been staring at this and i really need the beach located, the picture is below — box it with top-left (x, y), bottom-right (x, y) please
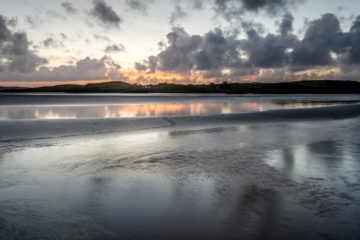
top-left (0, 94), bottom-right (360, 239)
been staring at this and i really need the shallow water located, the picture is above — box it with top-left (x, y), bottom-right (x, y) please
top-left (0, 101), bottom-right (345, 120)
top-left (0, 93), bottom-right (359, 120)
top-left (0, 94), bottom-right (360, 239)
top-left (0, 117), bottom-right (360, 239)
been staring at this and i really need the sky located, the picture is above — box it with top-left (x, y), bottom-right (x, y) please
top-left (0, 0), bottom-right (360, 86)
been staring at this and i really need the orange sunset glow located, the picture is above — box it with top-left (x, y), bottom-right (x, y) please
top-left (1, 1), bottom-right (360, 239)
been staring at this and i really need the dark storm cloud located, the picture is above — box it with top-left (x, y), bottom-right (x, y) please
top-left (244, 13), bottom-right (360, 79)
top-left (240, 28), bottom-right (299, 68)
top-left (279, 13), bottom-right (294, 35)
top-left (291, 13), bottom-right (341, 67)
top-left (105, 44), bottom-right (125, 53)
top-left (136, 11), bottom-right (360, 82)
top-left (347, 16), bottom-right (360, 64)
top-left (4, 33), bottom-right (48, 73)
top-left (0, 15), bottom-right (12, 42)
top-left (157, 27), bottom-right (202, 73)
top-left (241, 0), bottom-right (290, 13)
top-left (141, 24), bottom-right (298, 75)
top-left (135, 27), bottom-right (251, 74)
top-left (61, 2), bottom-right (78, 15)
top-left (137, 27), bottom-right (241, 74)
top-left (91, 0), bottom-right (122, 28)
top-left (195, 28), bottom-right (242, 70)
top-left (0, 14), bottom-right (48, 73)
top-left (241, 13), bottom-right (360, 71)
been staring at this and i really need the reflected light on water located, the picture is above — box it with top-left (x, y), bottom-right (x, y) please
top-left (0, 101), bottom-right (338, 120)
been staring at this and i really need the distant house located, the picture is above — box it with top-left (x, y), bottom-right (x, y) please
top-left (143, 85), bottom-right (151, 89)
top-left (222, 81), bottom-right (228, 85)
top-left (209, 83), bottom-right (215, 87)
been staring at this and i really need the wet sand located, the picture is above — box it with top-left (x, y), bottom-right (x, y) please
top-left (0, 96), bottom-right (360, 240)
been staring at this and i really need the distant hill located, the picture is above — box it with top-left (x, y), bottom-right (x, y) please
top-left (0, 86), bottom-right (28, 91)
top-left (1, 80), bottom-right (360, 94)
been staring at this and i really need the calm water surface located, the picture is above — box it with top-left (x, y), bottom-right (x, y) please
top-left (1, 93), bottom-right (359, 120)
top-left (0, 101), bottom-right (344, 120)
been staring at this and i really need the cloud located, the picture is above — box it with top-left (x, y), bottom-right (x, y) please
top-left (291, 13), bottom-right (341, 67)
top-left (157, 27), bottom-right (202, 73)
top-left (136, 12), bottom-right (360, 82)
top-left (192, 0), bottom-right (204, 10)
top-left (0, 15), bottom-right (12, 42)
top-left (214, 0), bottom-right (302, 20)
top-left (91, 0), bottom-right (122, 28)
top-left (42, 37), bottom-right (65, 48)
top-left (104, 44), bottom-right (125, 53)
top-left (6, 17), bottom-right (18, 28)
top-left (94, 34), bottom-right (110, 41)
top-left (46, 10), bottom-right (66, 20)
top-left (141, 25), bottom-right (296, 74)
top-left (0, 14), bottom-right (123, 82)
top-left (340, 63), bottom-right (360, 81)
top-left (240, 28), bottom-right (299, 68)
top-left (0, 56), bottom-right (123, 82)
top-left (24, 15), bottom-right (43, 28)
top-left (134, 62), bottom-right (148, 72)
top-left (279, 13), bottom-right (294, 35)
top-left (0, 15), bottom-right (120, 82)
top-left (0, 14), bottom-right (48, 73)
top-left (60, 33), bottom-right (68, 40)
top-left (134, 27), bottom-right (250, 76)
top-left (61, 2), bottom-right (78, 15)
top-left (125, 0), bottom-right (154, 14)
top-left (169, 5), bottom-right (187, 25)
top-left (2, 32), bottom-right (48, 73)
top-left (347, 16), bottom-right (360, 64)
top-left (195, 28), bottom-right (242, 70)
top-left (241, 0), bottom-right (291, 13)
top-left (134, 55), bottom-right (158, 73)
top-left (4, 4), bottom-right (360, 84)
